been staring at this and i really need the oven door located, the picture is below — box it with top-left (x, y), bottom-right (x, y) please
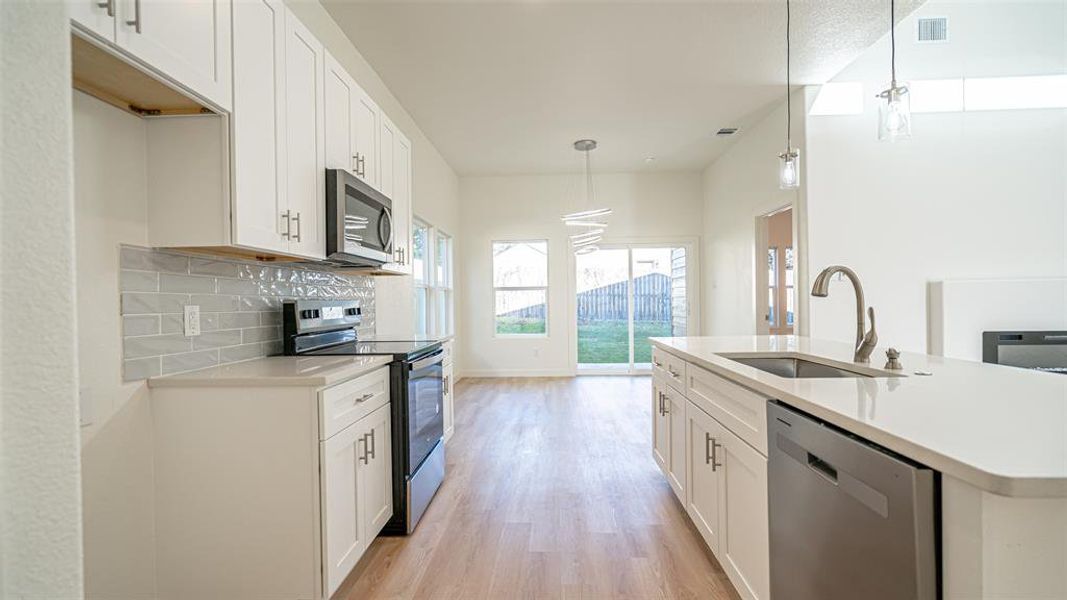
top-left (407, 349), bottom-right (445, 473)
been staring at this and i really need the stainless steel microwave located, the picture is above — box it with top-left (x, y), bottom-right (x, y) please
top-left (324, 169), bottom-right (393, 267)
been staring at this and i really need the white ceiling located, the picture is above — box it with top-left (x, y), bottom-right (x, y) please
top-left (322, 0), bottom-right (921, 175)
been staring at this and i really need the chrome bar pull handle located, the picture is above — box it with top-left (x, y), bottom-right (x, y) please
top-left (368, 428), bottom-right (376, 460)
top-left (97, 0), bottom-right (114, 17)
top-left (358, 435), bottom-right (368, 465)
top-left (355, 392), bottom-right (373, 403)
top-left (281, 210), bottom-right (291, 239)
top-left (710, 438), bottom-right (723, 472)
top-left (292, 212), bottom-right (302, 242)
top-left (705, 433), bottom-right (713, 465)
top-left (125, 0), bottom-right (141, 33)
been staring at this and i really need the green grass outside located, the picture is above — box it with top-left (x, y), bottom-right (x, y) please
top-left (579, 320), bottom-right (672, 365)
top-left (496, 316), bottom-right (546, 335)
top-left (495, 317), bottom-right (673, 365)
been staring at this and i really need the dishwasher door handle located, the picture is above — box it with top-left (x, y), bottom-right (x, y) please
top-left (807, 453), bottom-right (839, 484)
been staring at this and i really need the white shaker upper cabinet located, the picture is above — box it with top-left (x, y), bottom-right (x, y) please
top-left (283, 9), bottom-right (325, 259)
top-left (377, 115), bottom-right (413, 275)
top-left (324, 51), bottom-right (359, 178)
top-left (353, 88), bottom-right (380, 190)
top-left (69, 0), bottom-right (116, 41)
top-left (231, 0), bottom-right (287, 254)
top-left (114, 0), bottom-right (233, 111)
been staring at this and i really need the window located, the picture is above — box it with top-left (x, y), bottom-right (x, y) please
top-left (414, 219), bottom-right (454, 338)
top-left (493, 240), bottom-right (548, 336)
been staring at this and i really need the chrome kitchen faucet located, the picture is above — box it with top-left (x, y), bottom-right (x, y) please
top-left (811, 265), bottom-right (878, 363)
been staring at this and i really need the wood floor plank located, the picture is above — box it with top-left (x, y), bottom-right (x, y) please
top-left (336, 376), bottom-right (740, 600)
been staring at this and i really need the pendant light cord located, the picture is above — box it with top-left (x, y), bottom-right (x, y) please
top-left (890, 0), bottom-right (896, 85)
top-left (584, 149), bottom-right (594, 206)
top-left (785, 0), bottom-right (792, 150)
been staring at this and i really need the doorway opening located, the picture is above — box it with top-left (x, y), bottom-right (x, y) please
top-left (756, 207), bottom-right (795, 335)
top-left (575, 244), bottom-right (690, 374)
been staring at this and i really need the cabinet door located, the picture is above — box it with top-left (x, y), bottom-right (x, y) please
top-left (686, 401), bottom-right (723, 555)
top-left (718, 425), bottom-right (770, 600)
top-left (115, 0), bottom-right (232, 110)
top-left (664, 385), bottom-right (687, 502)
top-left (651, 378), bottom-right (670, 475)
top-left (378, 121), bottom-right (412, 274)
top-left (231, 0), bottom-right (287, 254)
top-left (321, 422), bottom-right (366, 599)
top-left (353, 89), bottom-right (379, 189)
top-left (442, 363), bottom-right (455, 441)
top-left (358, 403), bottom-right (393, 540)
top-left (324, 51), bottom-right (358, 177)
top-left (70, 0), bottom-right (116, 41)
top-left (283, 9), bottom-right (325, 259)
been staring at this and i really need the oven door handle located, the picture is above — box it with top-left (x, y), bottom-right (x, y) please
top-left (409, 349), bottom-right (444, 371)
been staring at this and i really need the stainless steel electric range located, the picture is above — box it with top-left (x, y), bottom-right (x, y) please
top-left (283, 299), bottom-right (445, 535)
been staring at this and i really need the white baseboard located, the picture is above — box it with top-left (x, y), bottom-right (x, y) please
top-left (458, 369), bottom-right (575, 379)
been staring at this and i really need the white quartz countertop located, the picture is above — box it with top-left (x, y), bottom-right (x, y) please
top-left (650, 336), bottom-right (1067, 498)
top-left (148, 355), bottom-right (392, 388)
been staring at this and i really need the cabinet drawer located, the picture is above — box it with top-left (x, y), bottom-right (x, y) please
top-left (652, 346), bottom-right (687, 391)
top-left (686, 363), bottom-right (768, 456)
top-left (319, 366), bottom-right (390, 440)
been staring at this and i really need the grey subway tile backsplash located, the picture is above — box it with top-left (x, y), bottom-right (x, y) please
top-left (123, 315), bottom-right (160, 337)
top-left (124, 334), bottom-right (193, 359)
top-left (160, 273), bottom-right (216, 294)
top-left (123, 357), bottom-right (162, 380)
top-left (161, 349), bottom-right (220, 375)
top-left (120, 270), bottom-right (159, 292)
top-left (122, 292), bottom-right (189, 315)
top-left (118, 245), bottom-right (375, 381)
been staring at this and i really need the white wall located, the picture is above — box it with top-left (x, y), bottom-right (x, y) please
top-left (285, 0), bottom-right (462, 351)
top-left (701, 89), bottom-right (811, 336)
top-left (458, 172), bottom-right (703, 376)
top-left (806, 1), bottom-right (1067, 353)
top-left (0, 1), bottom-right (85, 597)
top-left (74, 91), bottom-right (160, 599)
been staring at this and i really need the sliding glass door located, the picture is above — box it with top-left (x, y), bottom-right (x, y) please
top-left (575, 245), bottom-right (689, 373)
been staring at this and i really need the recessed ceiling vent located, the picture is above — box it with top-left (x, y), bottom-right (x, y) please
top-left (716, 128), bottom-right (738, 137)
top-left (916, 17), bottom-right (948, 43)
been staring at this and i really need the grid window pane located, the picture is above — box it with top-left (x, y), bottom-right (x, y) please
top-left (415, 287), bottom-right (428, 336)
top-left (413, 223), bottom-right (429, 283)
top-left (493, 241), bottom-right (547, 288)
top-left (495, 290), bottom-right (546, 335)
top-left (436, 235), bottom-right (450, 287)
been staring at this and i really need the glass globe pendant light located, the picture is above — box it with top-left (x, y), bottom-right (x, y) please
top-left (877, 0), bottom-right (911, 141)
top-left (777, 0), bottom-right (800, 190)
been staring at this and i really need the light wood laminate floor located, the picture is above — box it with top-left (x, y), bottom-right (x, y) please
top-left (337, 376), bottom-right (741, 600)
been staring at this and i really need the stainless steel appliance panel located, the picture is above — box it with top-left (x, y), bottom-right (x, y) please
top-left (767, 401), bottom-right (937, 600)
top-left (406, 439), bottom-right (446, 534)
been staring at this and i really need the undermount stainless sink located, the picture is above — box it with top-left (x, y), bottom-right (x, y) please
top-left (726, 356), bottom-right (881, 379)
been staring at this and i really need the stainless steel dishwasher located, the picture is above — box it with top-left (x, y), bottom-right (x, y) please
top-left (767, 401), bottom-right (938, 600)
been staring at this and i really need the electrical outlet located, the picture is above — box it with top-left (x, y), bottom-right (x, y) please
top-left (184, 305), bottom-right (201, 336)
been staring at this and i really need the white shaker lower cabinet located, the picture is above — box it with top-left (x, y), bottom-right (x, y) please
top-left (321, 402), bottom-right (392, 597)
top-left (151, 365), bottom-right (393, 600)
top-left (442, 340), bottom-right (456, 441)
top-left (651, 347), bottom-right (770, 600)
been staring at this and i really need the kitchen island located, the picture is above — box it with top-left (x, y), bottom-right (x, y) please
top-left (649, 335), bottom-right (1067, 600)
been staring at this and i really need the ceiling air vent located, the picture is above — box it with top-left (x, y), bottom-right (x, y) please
top-left (916, 17), bottom-right (948, 43)
top-left (716, 128), bottom-right (738, 137)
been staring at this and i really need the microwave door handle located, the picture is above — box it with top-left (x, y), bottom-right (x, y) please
top-left (378, 206), bottom-right (394, 253)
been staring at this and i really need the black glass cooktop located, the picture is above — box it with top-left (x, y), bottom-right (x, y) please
top-left (304, 339), bottom-right (441, 359)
